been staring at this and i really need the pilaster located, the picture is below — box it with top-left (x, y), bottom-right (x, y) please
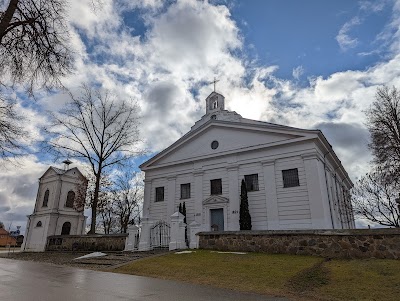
top-left (302, 153), bottom-right (332, 229)
top-left (167, 176), bottom-right (176, 222)
top-left (262, 160), bottom-right (280, 230)
top-left (142, 179), bottom-right (152, 217)
top-left (227, 165), bottom-right (240, 231)
top-left (193, 170), bottom-right (203, 224)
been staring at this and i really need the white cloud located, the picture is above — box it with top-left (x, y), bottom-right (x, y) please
top-left (359, 0), bottom-right (387, 13)
top-left (336, 17), bottom-right (361, 51)
top-left (3, 0), bottom-right (400, 230)
top-left (292, 65), bottom-right (304, 80)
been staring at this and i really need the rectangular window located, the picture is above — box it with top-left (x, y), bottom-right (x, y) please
top-left (155, 187), bottom-right (164, 202)
top-left (180, 183), bottom-right (191, 199)
top-left (244, 174), bottom-right (259, 191)
top-left (210, 179), bottom-right (222, 195)
top-left (282, 168), bottom-right (300, 188)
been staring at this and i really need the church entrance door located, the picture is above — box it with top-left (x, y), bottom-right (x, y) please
top-left (210, 208), bottom-right (224, 231)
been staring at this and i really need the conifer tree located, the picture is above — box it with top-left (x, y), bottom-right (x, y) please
top-left (182, 202), bottom-right (187, 224)
top-left (240, 179), bottom-right (252, 230)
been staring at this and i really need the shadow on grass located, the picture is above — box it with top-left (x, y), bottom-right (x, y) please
top-left (287, 259), bottom-right (330, 294)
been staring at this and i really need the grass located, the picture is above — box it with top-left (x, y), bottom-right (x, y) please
top-left (315, 259), bottom-right (400, 301)
top-left (113, 250), bottom-right (400, 301)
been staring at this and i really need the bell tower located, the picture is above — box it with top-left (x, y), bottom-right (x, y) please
top-left (21, 165), bottom-right (87, 252)
top-left (206, 92), bottom-right (225, 115)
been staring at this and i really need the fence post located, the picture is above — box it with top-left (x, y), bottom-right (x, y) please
top-left (138, 217), bottom-right (153, 251)
top-left (169, 212), bottom-right (187, 251)
top-left (124, 225), bottom-right (140, 251)
top-left (189, 221), bottom-right (201, 249)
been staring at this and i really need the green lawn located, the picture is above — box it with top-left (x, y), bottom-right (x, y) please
top-left (114, 250), bottom-right (400, 301)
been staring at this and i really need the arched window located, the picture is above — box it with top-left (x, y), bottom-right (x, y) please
top-left (42, 189), bottom-right (49, 207)
top-left (61, 222), bottom-right (71, 235)
top-left (36, 221), bottom-right (42, 227)
top-left (66, 191), bottom-right (75, 208)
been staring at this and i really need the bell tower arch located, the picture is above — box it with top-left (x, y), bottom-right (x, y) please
top-left (206, 92), bottom-right (225, 115)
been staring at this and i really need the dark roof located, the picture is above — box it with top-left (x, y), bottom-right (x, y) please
top-left (51, 167), bottom-right (66, 174)
top-left (0, 228), bottom-right (10, 235)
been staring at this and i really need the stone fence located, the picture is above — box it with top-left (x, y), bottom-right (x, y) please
top-left (46, 234), bottom-right (128, 251)
top-left (198, 229), bottom-right (400, 259)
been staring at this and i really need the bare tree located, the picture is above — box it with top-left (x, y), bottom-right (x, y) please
top-left (0, 97), bottom-right (26, 162)
top-left (97, 192), bottom-right (116, 234)
top-left (352, 167), bottom-right (400, 228)
top-left (0, 0), bottom-right (72, 93)
top-left (111, 171), bottom-right (143, 233)
top-left (45, 85), bottom-right (142, 233)
top-left (366, 86), bottom-right (400, 174)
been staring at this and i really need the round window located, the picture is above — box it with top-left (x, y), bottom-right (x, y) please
top-left (211, 140), bottom-right (219, 149)
top-left (210, 115), bottom-right (217, 120)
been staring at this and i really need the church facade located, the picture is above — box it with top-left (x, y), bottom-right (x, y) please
top-left (140, 92), bottom-right (355, 235)
top-left (22, 166), bottom-right (87, 252)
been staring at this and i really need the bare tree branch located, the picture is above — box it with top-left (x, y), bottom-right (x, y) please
top-left (44, 85), bottom-right (143, 233)
top-left (352, 167), bottom-right (400, 227)
top-left (0, 0), bottom-right (72, 94)
top-left (366, 86), bottom-right (400, 175)
top-left (0, 94), bottom-right (27, 163)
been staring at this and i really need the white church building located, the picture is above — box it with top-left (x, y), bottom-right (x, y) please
top-left (21, 166), bottom-right (87, 252)
top-left (140, 91), bottom-right (355, 244)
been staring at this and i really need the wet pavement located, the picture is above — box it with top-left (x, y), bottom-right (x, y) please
top-left (0, 258), bottom-right (289, 301)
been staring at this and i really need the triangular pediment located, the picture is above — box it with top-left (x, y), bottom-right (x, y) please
top-left (141, 121), bottom-right (316, 169)
top-left (40, 166), bottom-right (86, 181)
top-left (64, 167), bottom-right (86, 180)
top-left (203, 195), bottom-right (229, 205)
top-left (40, 167), bottom-right (60, 179)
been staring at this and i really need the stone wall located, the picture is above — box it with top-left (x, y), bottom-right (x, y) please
top-left (198, 229), bottom-right (400, 259)
top-left (46, 234), bottom-right (128, 251)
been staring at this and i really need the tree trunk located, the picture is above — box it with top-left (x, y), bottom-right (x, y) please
top-left (0, 0), bottom-right (18, 42)
top-left (89, 170), bottom-right (102, 234)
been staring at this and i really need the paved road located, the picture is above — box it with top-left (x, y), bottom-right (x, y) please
top-left (0, 258), bottom-right (289, 301)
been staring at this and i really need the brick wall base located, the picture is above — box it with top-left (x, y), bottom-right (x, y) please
top-left (46, 234), bottom-right (128, 251)
top-left (198, 229), bottom-right (400, 259)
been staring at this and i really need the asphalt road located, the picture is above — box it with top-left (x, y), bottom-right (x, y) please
top-left (0, 258), bottom-right (289, 301)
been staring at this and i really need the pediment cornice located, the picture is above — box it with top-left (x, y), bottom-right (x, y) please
top-left (202, 195), bottom-right (229, 205)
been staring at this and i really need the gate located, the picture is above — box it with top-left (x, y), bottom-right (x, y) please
top-left (150, 221), bottom-right (170, 249)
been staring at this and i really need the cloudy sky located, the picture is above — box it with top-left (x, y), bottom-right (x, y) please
top-left (2, 0), bottom-right (400, 232)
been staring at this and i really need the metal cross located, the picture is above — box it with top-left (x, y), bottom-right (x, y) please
top-left (211, 77), bottom-right (220, 92)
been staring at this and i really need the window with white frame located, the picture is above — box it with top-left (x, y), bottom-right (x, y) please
top-left (282, 168), bottom-right (300, 188)
top-left (180, 183), bottom-right (191, 199)
top-left (210, 179), bottom-right (222, 195)
top-left (244, 174), bottom-right (259, 191)
top-left (155, 187), bottom-right (164, 202)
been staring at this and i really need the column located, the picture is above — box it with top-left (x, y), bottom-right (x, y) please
top-left (302, 153), bottom-right (332, 229)
top-left (167, 176), bottom-right (176, 222)
top-left (76, 216), bottom-right (83, 234)
top-left (189, 221), bottom-right (201, 249)
top-left (125, 225), bottom-right (140, 251)
top-left (227, 165), bottom-right (240, 231)
top-left (193, 171), bottom-right (203, 224)
top-left (262, 160), bottom-right (280, 230)
top-left (138, 217), bottom-right (153, 251)
top-left (169, 212), bottom-right (187, 251)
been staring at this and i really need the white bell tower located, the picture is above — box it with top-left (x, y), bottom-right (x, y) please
top-left (21, 165), bottom-right (87, 252)
top-left (206, 92), bottom-right (225, 115)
